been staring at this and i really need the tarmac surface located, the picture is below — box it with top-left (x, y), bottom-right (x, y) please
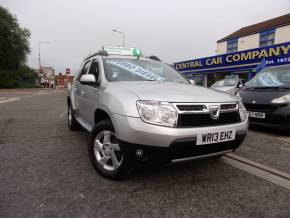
top-left (0, 89), bottom-right (290, 218)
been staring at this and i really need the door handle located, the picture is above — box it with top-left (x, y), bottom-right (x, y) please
top-left (81, 90), bottom-right (85, 96)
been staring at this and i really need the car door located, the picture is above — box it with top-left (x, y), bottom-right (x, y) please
top-left (81, 59), bottom-right (102, 128)
top-left (75, 60), bottom-right (91, 122)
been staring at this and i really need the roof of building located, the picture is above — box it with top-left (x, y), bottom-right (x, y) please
top-left (217, 13), bottom-right (290, 43)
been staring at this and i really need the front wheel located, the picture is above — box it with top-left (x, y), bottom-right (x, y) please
top-left (88, 120), bottom-right (132, 180)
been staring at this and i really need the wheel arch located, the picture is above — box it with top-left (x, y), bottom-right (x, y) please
top-left (94, 108), bottom-right (112, 125)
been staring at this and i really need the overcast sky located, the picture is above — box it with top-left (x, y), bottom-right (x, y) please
top-left (1, 0), bottom-right (290, 74)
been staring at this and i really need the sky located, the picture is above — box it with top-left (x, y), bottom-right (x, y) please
top-left (1, 0), bottom-right (290, 75)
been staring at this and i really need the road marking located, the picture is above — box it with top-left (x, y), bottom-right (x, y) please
top-left (222, 153), bottom-right (290, 191)
top-left (0, 97), bottom-right (19, 104)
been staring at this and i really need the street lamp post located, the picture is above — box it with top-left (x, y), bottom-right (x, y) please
top-left (112, 29), bottom-right (125, 47)
top-left (38, 41), bottom-right (50, 69)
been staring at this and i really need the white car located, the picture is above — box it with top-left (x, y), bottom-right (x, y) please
top-left (67, 46), bottom-right (248, 179)
top-left (211, 78), bottom-right (247, 95)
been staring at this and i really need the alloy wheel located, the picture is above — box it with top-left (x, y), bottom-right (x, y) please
top-left (94, 130), bottom-right (123, 171)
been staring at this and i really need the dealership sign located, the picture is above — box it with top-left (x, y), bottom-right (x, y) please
top-left (174, 42), bottom-right (290, 74)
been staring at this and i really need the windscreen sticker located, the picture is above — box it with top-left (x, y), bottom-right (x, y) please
top-left (107, 60), bottom-right (164, 81)
top-left (258, 73), bottom-right (283, 86)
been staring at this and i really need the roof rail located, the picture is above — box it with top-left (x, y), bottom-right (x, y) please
top-left (147, 55), bottom-right (161, 61)
top-left (85, 50), bottom-right (109, 60)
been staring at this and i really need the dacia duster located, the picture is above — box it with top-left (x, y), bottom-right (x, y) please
top-left (67, 46), bottom-right (248, 179)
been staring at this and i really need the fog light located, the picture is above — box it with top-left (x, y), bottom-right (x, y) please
top-left (136, 149), bottom-right (148, 161)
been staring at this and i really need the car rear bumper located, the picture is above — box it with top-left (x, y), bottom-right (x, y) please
top-left (112, 114), bottom-right (248, 147)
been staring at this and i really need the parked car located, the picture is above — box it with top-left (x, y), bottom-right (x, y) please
top-left (239, 65), bottom-right (290, 131)
top-left (67, 46), bottom-right (248, 179)
top-left (211, 78), bottom-right (247, 95)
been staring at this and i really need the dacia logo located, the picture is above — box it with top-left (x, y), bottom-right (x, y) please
top-left (209, 105), bottom-right (220, 120)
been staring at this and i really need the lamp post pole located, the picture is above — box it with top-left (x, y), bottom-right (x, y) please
top-left (113, 29), bottom-right (125, 47)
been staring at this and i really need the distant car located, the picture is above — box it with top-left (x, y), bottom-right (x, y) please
top-left (211, 78), bottom-right (247, 95)
top-left (239, 64), bottom-right (290, 131)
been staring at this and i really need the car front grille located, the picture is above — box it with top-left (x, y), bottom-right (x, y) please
top-left (220, 104), bottom-right (237, 110)
top-left (176, 104), bottom-right (205, 111)
top-left (177, 111), bottom-right (241, 128)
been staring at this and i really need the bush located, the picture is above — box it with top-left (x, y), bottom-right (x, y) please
top-left (0, 65), bottom-right (38, 88)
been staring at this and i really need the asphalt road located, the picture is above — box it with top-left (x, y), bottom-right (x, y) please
top-left (0, 89), bottom-right (290, 218)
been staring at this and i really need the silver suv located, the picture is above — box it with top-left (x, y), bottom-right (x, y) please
top-left (67, 47), bottom-right (248, 179)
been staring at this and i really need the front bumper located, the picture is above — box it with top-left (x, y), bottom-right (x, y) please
top-left (247, 104), bottom-right (290, 130)
top-left (118, 133), bottom-right (246, 162)
top-left (112, 114), bottom-right (248, 147)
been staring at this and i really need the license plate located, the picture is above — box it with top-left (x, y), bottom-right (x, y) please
top-left (196, 128), bottom-right (236, 145)
top-left (247, 111), bottom-right (266, 119)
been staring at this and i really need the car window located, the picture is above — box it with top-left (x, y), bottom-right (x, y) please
top-left (212, 78), bottom-right (237, 87)
top-left (77, 61), bottom-right (91, 81)
top-left (281, 72), bottom-right (290, 81)
top-left (103, 58), bottom-right (188, 83)
top-left (247, 68), bottom-right (290, 88)
top-left (223, 78), bottom-right (238, 86)
top-left (88, 59), bottom-right (100, 80)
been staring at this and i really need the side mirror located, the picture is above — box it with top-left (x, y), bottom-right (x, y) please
top-left (238, 84), bottom-right (243, 88)
top-left (80, 74), bottom-right (96, 85)
top-left (189, 79), bottom-right (196, 85)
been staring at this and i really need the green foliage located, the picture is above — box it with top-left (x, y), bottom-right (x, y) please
top-left (0, 65), bottom-right (38, 88)
top-left (0, 6), bottom-right (36, 88)
top-left (0, 6), bottom-right (30, 69)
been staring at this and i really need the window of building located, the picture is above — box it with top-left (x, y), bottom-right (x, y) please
top-left (227, 38), bottom-right (238, 53)
top-left (259, 29), bottom-right (275, 47)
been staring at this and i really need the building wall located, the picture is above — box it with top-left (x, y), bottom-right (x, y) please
top-left (55, 75), bottom-right (74, 87)
top-left (216, 24), bottom-right (290, 55)
top-left (238, 33), bottom-right (260, 51)
top-left (38, 67), bottom-right (55, 78)
top-left (275, 25), bottom-right (290, 44)
top-left (216, 41), bottom-right (227, 54)
top-left (42, 67), bottom-right (55, 76)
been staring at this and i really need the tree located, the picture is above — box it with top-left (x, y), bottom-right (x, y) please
top-left (0, 6), bottom-right (30, 70)
top-left (0, 6), bottom-right (37, 88)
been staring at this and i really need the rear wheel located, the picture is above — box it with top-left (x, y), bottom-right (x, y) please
top-left (88, 120), bottom-right (132, 180)
top-left (67, 104), bottom-right (81, 130)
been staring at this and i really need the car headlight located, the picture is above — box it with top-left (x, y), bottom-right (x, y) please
top-left (226, 88), bottom-right (239, 96)
top-left (271, 94), bottom-right (290, 104)
top-left (238, 100), bottom-right (247, 122)
top-left (225, 89), bottom-right (234, 95)
top-left (136, 101), bottom-right (178, 127)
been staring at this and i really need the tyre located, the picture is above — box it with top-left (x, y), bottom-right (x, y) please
top-left (88, 119), bottom-right (132, 180)
top-left (67, 104), bottom-right (81, 131)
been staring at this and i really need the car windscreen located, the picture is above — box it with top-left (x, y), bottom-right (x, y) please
top-left (246, 68), bottom-right (290, 88)
top-left (103, 58), bottom-right (189, 83)
top-left (212, 78), bottom-right (237, 87)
